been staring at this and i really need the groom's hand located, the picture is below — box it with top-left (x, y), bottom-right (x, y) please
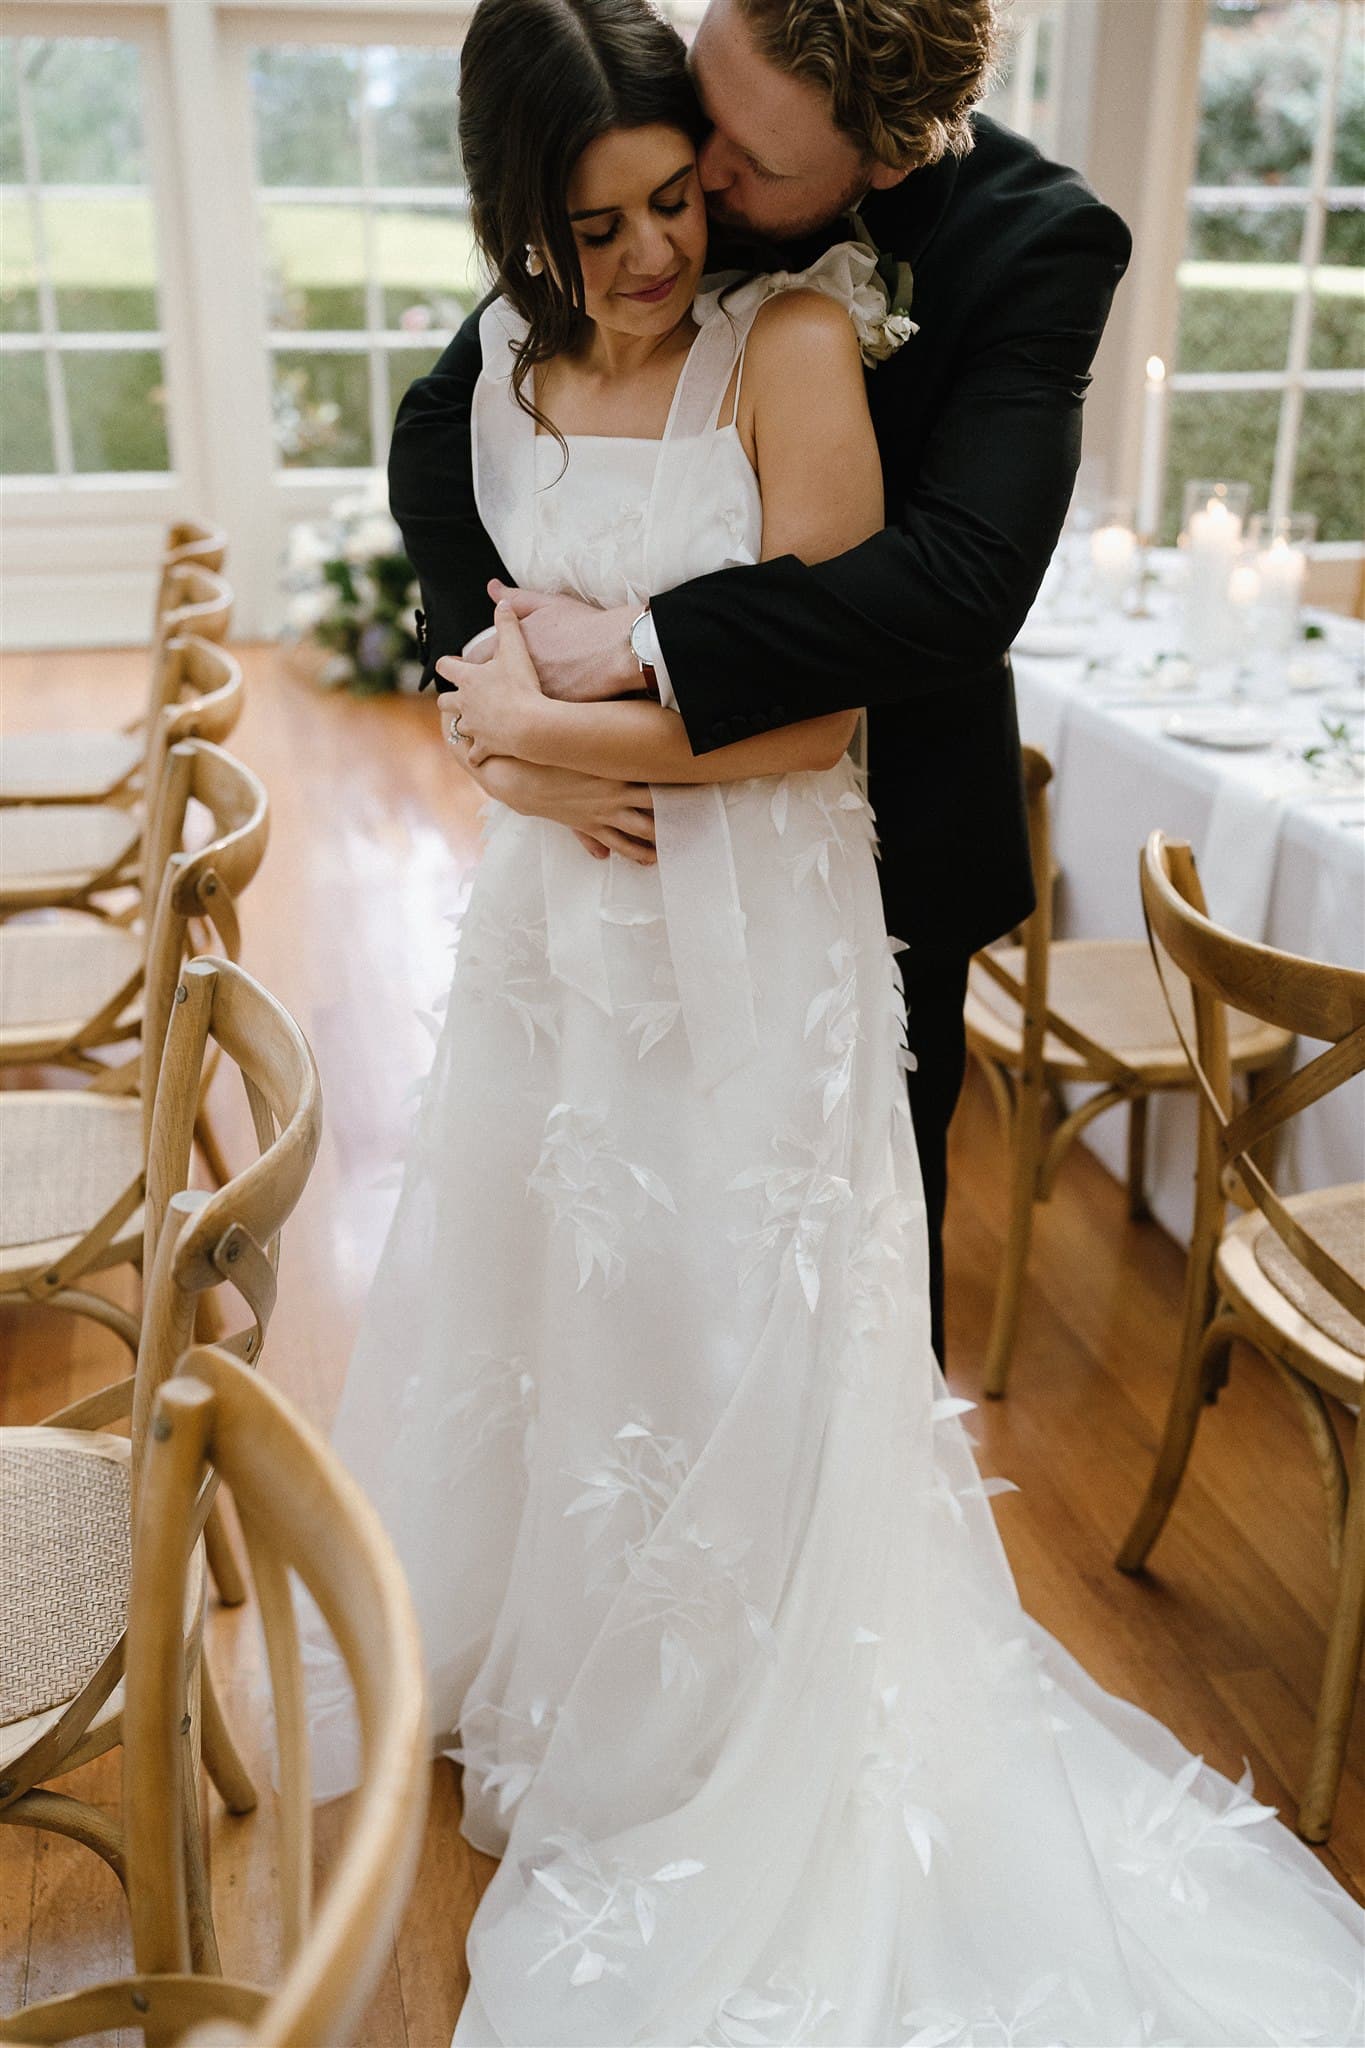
top-left (487, 578), bottom-right (638, 703)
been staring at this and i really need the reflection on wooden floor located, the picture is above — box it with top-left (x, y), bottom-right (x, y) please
top-left (1, 641), bottom-right (1360, 2045)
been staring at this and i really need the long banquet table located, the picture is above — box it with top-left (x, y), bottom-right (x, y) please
top-left (1007, 565), bottom-right (1364, 1244)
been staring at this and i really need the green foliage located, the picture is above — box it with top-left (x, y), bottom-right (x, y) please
top-left (1196, 2), bottom-right (1364, 187)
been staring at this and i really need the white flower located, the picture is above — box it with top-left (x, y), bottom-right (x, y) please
top-left (284, 522), bottom-right (333, 573)
top-left (860, 309), bottom-right (919, 365)
top-left (345, 512), bottom-right (403, 563)
top-left (283, 586), bottom-right (335, 637)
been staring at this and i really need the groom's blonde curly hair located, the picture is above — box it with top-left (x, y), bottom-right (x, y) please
top-left (736, 0), bottom-right (1000, 171)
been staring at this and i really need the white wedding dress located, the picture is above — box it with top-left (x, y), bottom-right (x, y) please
top-left (306, 249), bottom-right (1363, 2047)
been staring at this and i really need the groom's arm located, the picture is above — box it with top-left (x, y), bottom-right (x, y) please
top-left (652, 199), bottom-right (1130, 752)
top-left (388, 302), bottom-right (506, 687)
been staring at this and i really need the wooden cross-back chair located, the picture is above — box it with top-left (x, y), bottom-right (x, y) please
top-left (0, 737), bottom-right (267, 1092)
top-left (0, 1347), bottom-right (428, 2048)
top-left (0, 740), bottom-right (269, 1363)
top-left (0, 542), bottom-right (231, 809)
top-left (0, 634), bottom-right (242, 922)
top-left (1118, 831), bottom-right (1365, 1843)
top-left (0, 959), bottom-right (324, 1961)
top-left (154, 521), bottom-right (229, 629)
top-left (963, 746), bottom-right (1293, 1397)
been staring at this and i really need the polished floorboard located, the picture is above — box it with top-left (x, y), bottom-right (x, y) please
top-left (1, 641), bottom-right (1360, 2045)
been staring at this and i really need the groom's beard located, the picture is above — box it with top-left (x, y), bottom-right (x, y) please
top-left (703, 167), bottom-right (873, 254)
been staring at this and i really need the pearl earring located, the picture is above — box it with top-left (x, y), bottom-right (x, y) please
top-left (525, 244), bottom-right (544, 277)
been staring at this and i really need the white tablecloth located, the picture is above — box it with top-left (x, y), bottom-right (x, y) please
top-left (1009, 577), bottom-right (1365, 1243)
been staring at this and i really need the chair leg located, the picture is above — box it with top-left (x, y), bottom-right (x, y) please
top-left (1125, 1093), bottom-right (1151, 1222)
top-left (204, 1500), bottom-right (248, 1608)
top-left (0, 1789), bottom-right (127, 1887)
top-left (1298, 1426), bottom-right (1365, 1842)
top-left (983, 1070), bottom-right (1046, 1400)
top-left (201, 1655), bottom-right (257, 1816)
top-left (1117, 1318), bottom-right (1235, 1572)
top-left (181, 1661), bottom-right (221, 1974)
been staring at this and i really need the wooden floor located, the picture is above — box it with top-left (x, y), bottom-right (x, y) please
top-left (1, 641), bottom-right (1361, 2044)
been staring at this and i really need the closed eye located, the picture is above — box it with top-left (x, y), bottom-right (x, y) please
top-left (579, 187), bottom-right (695, 248)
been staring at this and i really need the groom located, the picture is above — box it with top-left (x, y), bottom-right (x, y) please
top-left (390, 0), bottom-right (1131, 1365)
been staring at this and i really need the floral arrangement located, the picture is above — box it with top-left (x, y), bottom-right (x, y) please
top-left (280, 474), bottom-right (425, 695)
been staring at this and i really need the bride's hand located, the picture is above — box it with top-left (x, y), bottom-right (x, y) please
top-left (435, 604), bottom-right (544, 765)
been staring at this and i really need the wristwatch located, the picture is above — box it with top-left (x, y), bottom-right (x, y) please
top-left (629, 603), bottom-right (661, 701)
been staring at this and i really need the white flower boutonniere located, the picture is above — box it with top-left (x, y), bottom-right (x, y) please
top-left (846, 209), bottom-right (919, 367)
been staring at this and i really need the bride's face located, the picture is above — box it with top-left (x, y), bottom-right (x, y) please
top-left (564, 124), bottom-right (708, 339)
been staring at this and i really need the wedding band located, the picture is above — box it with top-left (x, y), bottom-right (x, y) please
top-left (446, 714), bottom-right (464, 746)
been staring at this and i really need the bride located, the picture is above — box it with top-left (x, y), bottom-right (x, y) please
top-left (306, 0), bottom-right (1364, 2039)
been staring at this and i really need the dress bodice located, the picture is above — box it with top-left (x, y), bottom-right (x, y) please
top-left (519, 426), bottom-right (762, 612)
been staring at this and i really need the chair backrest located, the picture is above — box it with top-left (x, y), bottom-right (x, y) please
top-left (138, 740), bottom-right (269, 1130)
top-left (143, 564), bottom-right (235, 732)
top-left (1140, 830), bottom-right (1365, 1334)
top-left (124, 1349), bottom-right (428, 2046)
top-left (134, 959), bottom-right (323, 1474)
top-left (139, 638), bottom-right (245, 896)
top-left (154, 519), bottom-right (229, 628)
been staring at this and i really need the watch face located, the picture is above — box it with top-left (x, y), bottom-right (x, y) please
top-left (630, 611), bottom-right (650, 661)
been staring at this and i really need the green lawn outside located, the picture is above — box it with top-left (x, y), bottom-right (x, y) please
top-left (1, 195), bottom-right (1361, 534)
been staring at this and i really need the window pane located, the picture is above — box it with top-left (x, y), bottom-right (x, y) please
top-left (27, 38), bottom-right (144, 184)
top-left (389, 345), bottom-right (444, 421)
top-left (44, 193), bottom-right (158, 332)
top-left (0, 40), bottom-right (21, 182)
top-left (1310, 204), bottom-right (1365, 369)
top-left (252, 47), bottom-right (361, 187)
top-left (377, 207), bottom-right (481, 331)
top-left (261, 202), bottom-right (367, 331)
top-left (64, 349), bottom-right (168, 470)
top-left (370, 49), bottom-right (462, 187)
top-left (1177, 203), bottom-right (1305, 374)
top-left (0, 352), bottom-right (54, 473)
top-left (1195, 0), bottom-right (1340, 189)
top-left (0, 195), bottom-right (38, 331)
top-left (1295, 390), bottom-right (1365, 540)
top-left (1331, 3), bottom-right (1364, 184)
top-left (273, 350), bottom-right (370, 467)
top-left (1163, 390), bottom-right (1280, 545)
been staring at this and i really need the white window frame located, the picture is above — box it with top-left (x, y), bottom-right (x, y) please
top-left (0, 2), bottom-right (208, 647)
top-left (2, 0), bottom-right (1359, 648)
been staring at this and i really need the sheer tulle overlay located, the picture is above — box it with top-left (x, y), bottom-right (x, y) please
top-left (303, 253), bottom-right (1364, 2046)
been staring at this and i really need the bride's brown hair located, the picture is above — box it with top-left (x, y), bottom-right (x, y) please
top-left (459, 0), bottom-right (706, 434)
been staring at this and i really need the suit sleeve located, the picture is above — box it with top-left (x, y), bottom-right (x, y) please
top-left (387, 301), bottom-right (508, 690)
top-left (650, 201), bottom-right (1132, 754)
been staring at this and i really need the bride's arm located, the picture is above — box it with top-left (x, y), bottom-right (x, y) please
top-left (447, 293), bottom-right (883, 785)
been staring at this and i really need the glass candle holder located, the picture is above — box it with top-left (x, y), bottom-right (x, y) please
top-left (1179, 480), bottom-right (1251, 669)
top-left (1089, 502), bottom-right (1138, 612)
top-left (1248, 513), bottom-right (1317, 657)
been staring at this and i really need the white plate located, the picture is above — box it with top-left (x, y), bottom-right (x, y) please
top-left (1163, 707), bottom-right (1278, 750)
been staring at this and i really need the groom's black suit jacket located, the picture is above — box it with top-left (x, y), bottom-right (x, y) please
top-left (389, 115), bottom-right (1131, 958)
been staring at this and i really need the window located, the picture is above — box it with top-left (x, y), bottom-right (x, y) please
top-left (248, 40), bottom-right (481, 476)
top-left (0, 32), bottom-right (172, 480)
top-left (1164, 0), bottom-right (1364, 543)
top-left (982, 1), bottom-right (1065, 160)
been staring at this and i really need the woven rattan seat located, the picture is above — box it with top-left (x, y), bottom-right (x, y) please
top-left (0, 1094), bottom-right (142, 1255)
top-left (0, 1433), bottom-right (130, 1727)
top-left (0, 731), bottom-right (142, 805)
top-left (1227, 1184), bottom-right (1365, 1372)
top-left (0, 923), bottom-right (141, 1036)
top-left (965, 939), bottom-right (1284, 1081)
top-left (0, 805), bottom-right (139, 897)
